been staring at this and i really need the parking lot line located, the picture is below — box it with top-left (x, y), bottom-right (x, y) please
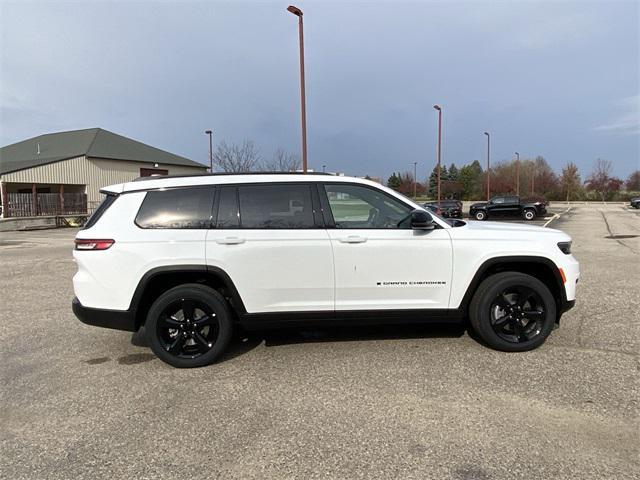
top-left (544, 206), bottom-right (572, 228)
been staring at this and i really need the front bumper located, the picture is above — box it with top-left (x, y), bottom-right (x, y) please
top-left (72, 297), bottom-right (137, 332)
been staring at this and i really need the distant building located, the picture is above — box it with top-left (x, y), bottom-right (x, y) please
top-left (0, 128), bottom-right (207, 218)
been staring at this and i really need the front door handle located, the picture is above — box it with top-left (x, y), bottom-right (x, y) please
top-left (339, 235), bottom-right (367, 244)
top-left (216, 237), bottom-right (246, 245)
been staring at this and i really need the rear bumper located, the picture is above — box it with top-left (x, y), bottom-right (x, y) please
top-left (72, 297), bottom-right (137, 332)
top-left (560, 299), bottom-right (575, 314)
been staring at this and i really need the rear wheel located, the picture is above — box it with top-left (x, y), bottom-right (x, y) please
top-left (469, 272), bottom-right (556, 352)
top-left (474, 211), bottom-right (487, 221)
top-left (145, 284), bottom-right (233, 368)
top-left (523, 209), bottom-right (536, 221)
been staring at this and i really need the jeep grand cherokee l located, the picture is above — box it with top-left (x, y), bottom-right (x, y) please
top-left (73, 174), bottom-right (579, 368)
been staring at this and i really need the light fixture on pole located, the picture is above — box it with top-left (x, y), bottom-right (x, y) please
top-left (287, 5), bottom-right (308, 173)
top-left (484, 132), bottom-right (491, 201)
top-left (433, 105), bottom-right (442, 203)
top-left (205, 130), bottom-right (213, 173)
top-left (515, 152), bottom-right (520, 196)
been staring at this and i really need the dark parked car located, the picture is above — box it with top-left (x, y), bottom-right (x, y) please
top-left (423, 203), bottom-right (442, 216)
top-left (423, 200), bottom-right (463, 218)
top-left (630, 197), bottom-right (640, 209)
top-left (469, 195), bottom-right (547, 221)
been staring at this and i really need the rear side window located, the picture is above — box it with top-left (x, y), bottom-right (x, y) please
top-left (237, 184), bottom-right (316, 229)
top-left (135, 187), bottom-right (214, 229)
top-left (83, 194), bottom-right (117, 229)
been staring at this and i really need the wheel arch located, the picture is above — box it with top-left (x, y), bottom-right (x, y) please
top-left (130, 265), bottom-right (246, 330)
top-left (459, 256), bottom-right (567, 321)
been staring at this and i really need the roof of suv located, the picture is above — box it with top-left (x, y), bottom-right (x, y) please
top-left (102, 173), bottom-right (381, 194)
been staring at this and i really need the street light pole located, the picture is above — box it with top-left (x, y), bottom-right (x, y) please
top-left (287, 5), bottom-right (308, 173)
top-left (205, 130), bottom-right (213, 172)
top-left (413, 161), bottom-right (418, 198)
top-left (484, 132), bottom-right (490, 201)
top-left (433, 105), bottom-right (442, 203)
top-left (531, 165), bottom-right (535, 195)
top-left (515, 152), bottom-right (520, 196)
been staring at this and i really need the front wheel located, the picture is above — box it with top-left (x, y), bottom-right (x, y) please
top-left (523, 209), bottom-right (536, 221)
top-left (145, 284), bottom-right (233, 368)
top-left (474, 211), bottom-right (487, 221)
top-left (468, 272), bottom-right (556, 352)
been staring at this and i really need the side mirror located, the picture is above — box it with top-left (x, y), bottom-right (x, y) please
top-left (410, 209), bottom-right (435, 230)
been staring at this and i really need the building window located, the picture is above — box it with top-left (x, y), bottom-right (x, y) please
top-left (140, 168), bottom-right (169, 177)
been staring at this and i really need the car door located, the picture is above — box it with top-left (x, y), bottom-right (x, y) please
top-left (205, 183), bottom-right (334, 314)
top-left (488, 197), bottom-right (507, 217)
top-left (503, 196), bottom-right (521, 217)
top-left (321, 182), bottom-right (453, 311)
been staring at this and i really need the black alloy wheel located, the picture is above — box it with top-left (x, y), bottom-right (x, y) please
top-left (146, 284), bottom-right (232, 368)
top-left (489, 286), bottom-right (545, 343)
top-left (157, 298), bottom-right (218, 359)
top-left (469, 272), bottom-right (556, 352)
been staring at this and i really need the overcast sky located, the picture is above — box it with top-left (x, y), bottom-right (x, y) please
top-left (1, 0), bottom-right (638, 180)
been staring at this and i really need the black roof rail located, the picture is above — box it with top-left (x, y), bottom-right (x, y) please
top-left (132, 171), bottom-right (335, 182)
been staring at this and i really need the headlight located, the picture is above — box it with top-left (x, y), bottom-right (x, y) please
top-left (557, 241), bottom-right (572, 254)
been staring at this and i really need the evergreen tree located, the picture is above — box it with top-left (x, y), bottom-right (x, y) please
top-left (440, 165), bottom-right (449, 182)
top-left (387, 172), bottom-right (401, 190)
top-left (427, 166), bottom-right (439, 198)
top-left (448, 163), bottom-right (459, 181)
top-left (459, 160), bottom-right (484, 200)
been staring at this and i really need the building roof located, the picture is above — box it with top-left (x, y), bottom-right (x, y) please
top-left (0, 128), bottom-right (207, 175)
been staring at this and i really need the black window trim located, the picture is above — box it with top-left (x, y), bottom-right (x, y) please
top-left (133, 185), bottom-right (216, 230)
top-left (213, 182), bottom-right (324, 230)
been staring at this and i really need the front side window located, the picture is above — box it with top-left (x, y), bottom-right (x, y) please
top-left (135, 187), bottom-right (214, 229)
top-left (324, 184), bottom-right (413, 229)
top-left (492, 197), bottom-right (505, 204)
top-left (237, 184), bottom-right (316, 229)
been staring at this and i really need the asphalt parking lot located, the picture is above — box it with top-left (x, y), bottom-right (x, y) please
top-left (1, 204), bottom-right (638, 479)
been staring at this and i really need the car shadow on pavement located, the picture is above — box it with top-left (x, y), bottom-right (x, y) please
top-left (130, 323), bottom-right (469, 365)
top-left (242, 323), bottom-right (467, 348)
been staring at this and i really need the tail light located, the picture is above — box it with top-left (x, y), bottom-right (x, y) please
top-left (75, 239), bottom-right (115, 251)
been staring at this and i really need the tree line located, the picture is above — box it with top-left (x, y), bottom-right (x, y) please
top-left (388, 157), bottom-right (640, 201)
top-left (211, 140), bottom-right (639, 201)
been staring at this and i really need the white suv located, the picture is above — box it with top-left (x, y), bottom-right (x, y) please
top-left (73, 174), bottom-right (579, 368)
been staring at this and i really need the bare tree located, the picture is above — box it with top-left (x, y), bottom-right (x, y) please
top-left (213, 140), bottom-right (261, 173)
top-left (261, 148), bottom-right (301, 172)
top-left (585, 158), bottom-right (623, 201)
top-left (626, 170), bottom-right (640, 191)
top-left (560, 162), bottom-right (581, 202)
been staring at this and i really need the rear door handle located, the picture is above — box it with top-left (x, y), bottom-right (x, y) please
top-left (216, 237), bottom-right (246, 245)
top-left (339, 235), bottom-right (367, 244)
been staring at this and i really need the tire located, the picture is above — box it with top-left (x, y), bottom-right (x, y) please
top-left (474, 211), bottom-right (487, 221)
top-left (145, 284), bottom-right (233, 368)
top-left (523, 209), bottom-right (536, 221)
top-left (468, 272), bottom-right (556, 352)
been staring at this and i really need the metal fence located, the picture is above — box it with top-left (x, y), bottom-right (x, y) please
top-left (6, 193), bottom-right (87, 217)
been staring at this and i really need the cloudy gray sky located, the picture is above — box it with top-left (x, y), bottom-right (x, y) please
top-left (1, 0), bottom-right (638, 180)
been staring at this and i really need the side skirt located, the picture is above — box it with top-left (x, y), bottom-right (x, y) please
top-left (239, 308), bottom-right (464, 331)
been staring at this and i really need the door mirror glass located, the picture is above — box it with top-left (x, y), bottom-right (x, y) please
top-left (410, 209), bottom-right (435, 230)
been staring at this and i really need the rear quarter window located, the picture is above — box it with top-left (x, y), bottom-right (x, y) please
top-left (135, 187), bottom-right (215, 229)
top-left (83, 194), bottom-right (117, 229)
